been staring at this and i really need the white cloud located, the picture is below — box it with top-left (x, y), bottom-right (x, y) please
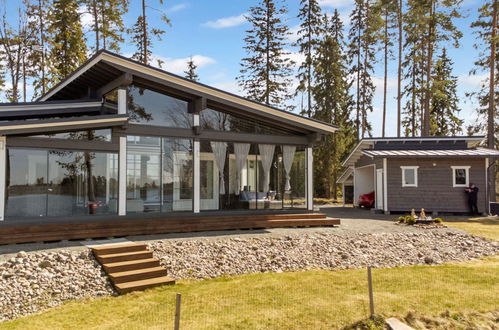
top-left (167, 3), bottom-right (188, 13)
top-left (458, 73), bottom-right (487, 90)
top-left (319, 0), bottom-right (355, 9)
top-left (372, 75), bottom-right (397, 91)
top-left (149, 54), bottom-right (216, 74)
top-left (202, 13), bottom-right (247, 29)
top-left (287, 25), bottom-right (301, 43)
top-left (78, 4), bottom-right (93, 29)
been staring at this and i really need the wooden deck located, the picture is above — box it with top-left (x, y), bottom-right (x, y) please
top-left (0, 213), bottom-right (340, 245)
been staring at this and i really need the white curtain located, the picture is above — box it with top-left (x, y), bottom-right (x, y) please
top-left (282, 145), bottom-right (296, 192)
top-left (258, 144), bottom-right (275, 193)
top-left (234, 143), bottom-right (250, 195)
top-left (210, 141), bottom-right (227, 195)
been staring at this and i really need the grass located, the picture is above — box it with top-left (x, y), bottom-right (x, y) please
top-left (1, 256), bottom-right (498, 330)
top-left (443, 216), bottom-right (499, 241)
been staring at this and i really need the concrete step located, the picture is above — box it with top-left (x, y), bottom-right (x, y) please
top-left (92, 243), bottom-right (148, 256)
top-left (109, 266), bottom-right (168, 284)
top-left (97, 250), bottom-right (153, 264)
top-left (115, 276), bottom-right (176, 294)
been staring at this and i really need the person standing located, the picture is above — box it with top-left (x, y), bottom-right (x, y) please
top-left (465, 183), bottom-right (479, 215)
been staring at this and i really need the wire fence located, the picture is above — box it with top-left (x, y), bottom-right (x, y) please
top-left (108, 262), bottom-right (498, 330)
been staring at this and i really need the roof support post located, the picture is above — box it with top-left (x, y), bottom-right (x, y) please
top-left (383, 158), bottom-right (388, 212)
top-left (193, 139), bottom-right (200, 213)
top-left (0, 136), bottom-right (5, 221)
top-left (306, 146), bottom-right (313, 211)
top-left (117, 88), bottom-right (127, 216)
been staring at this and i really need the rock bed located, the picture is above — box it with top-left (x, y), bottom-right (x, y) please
top-left (1, 231), bottom-right (497, 322)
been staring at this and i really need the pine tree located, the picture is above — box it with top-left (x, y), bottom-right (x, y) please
top-left (348, 0), bottom-right (381, 140)
top-left (85, 0), bottom-right (129, 52)
top-left (48, 0), bottom-right (87, 81)
top-left (295, 0), bottom-right (323, 117)
top-left (25, 0), bottom-right (50, 97)
top-left (238, 0), bottom-right (294, 108)
top-left (469, 0), bottom-right (498, 149)
top-left (430, 48), bottom-right (462, 136)
top-left (396, 0), bottom-right (403, 137)
top-left (184, 56), bottom-right (199, 81)
top-left (128, 0), bottom-right (170, 65)
top-left (313, 12), bottom-right (355, 199)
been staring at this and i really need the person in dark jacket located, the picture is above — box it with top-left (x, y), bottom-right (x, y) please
top-left (465, 183), bottom-right (479, 215)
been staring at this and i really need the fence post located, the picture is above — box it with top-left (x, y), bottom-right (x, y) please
top-left (367, 266), bottom-right (375, 319)
top-left (174, 293), bottom-right (181, 330)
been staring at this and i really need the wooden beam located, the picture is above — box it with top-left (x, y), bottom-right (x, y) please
top-left (189, 97), bottom-right (207, 113)
top-left (97, 73), bottom-right (133, 97)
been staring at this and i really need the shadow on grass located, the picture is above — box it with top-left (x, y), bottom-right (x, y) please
top-left (444, 216), bottom-right (499, 226)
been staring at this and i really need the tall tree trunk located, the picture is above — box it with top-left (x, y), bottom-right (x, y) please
top-left (397, 0), bottom-right (403, 137)
top-left (142, 0), bottom-right (147, 65)
top-left (100, 0), bottom-right (107, 49)
top-left (355, 6), bottom-right (362, 140)
top-left (92, 0), bottom-right (100, 50)
top-left (307, 1), bottom-right (312, 118)
top-left (411, 59), bottom-right (416, 137)
top-left (265, 4), bottom-right (270, 105)
top-left (422, 0), bottom-right (435, 136)
top-left (488, 0), bottom-right (497, 149)
top-left (382, 9), bottom-right (388, 137)
top-left (39, 0), bottom-right (46, 95)
top-left (22, 54), bottom-right (26, 102)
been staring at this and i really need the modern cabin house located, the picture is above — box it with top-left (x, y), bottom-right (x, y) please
top-left (338, 137), bottom-right (499, 215)
top-left (0, 51), bottom-right (340, 244)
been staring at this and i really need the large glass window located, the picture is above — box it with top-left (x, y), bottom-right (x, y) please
top-left (126, 136), bottom-right (193, 213)
top-left (200, 108), bottom-right (298, 135)
top-left (128, 85), bottom-right (191, 128)
top-left (6, 148), bottom-right (118, 218)
top-left (199, 142), bottom-right (305, 211)
top-left (33, 129), bottom-right (112, 142)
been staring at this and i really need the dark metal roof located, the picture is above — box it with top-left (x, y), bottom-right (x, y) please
top-left (362, 147), bottom-right (499, 158)
top-left (0, 100), bottom-right (107, 121)
top-left (0, 114), bottom-right (128, 135)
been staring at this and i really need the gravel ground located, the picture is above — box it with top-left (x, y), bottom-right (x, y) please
top-left (0, 207), bottom-right (497, 321)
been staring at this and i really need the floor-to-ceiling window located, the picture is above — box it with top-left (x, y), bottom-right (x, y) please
top-left (126, 136), bottom-right (193, 213)
top-left (6, 148), bottom-right (118, 218)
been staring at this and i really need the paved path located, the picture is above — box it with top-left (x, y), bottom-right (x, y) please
top-left (0, 206), bottom-right (464, 261)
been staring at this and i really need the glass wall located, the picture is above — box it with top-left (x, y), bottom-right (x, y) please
top-left (126, 136), bottom-right (193, 213)
top-left (6, 148), bottom-right (118, 218)
top-left (128, 85), bottom-right (191, 128)
top-left (199, 141), bottom-right (305, 211)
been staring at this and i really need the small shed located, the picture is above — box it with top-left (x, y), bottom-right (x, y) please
top-left (339, 136), bottom-right (499, 215)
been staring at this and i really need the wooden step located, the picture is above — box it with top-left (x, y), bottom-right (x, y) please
top-left (109, 266), bottom-right (168, 284)
top-left (92, 243), bottom-right (148, 256)
top-left (97, 250), bottom-right (153, 264)
top-left (115, 276), bottom-right (176, 294)
top-left (103, 258), bottom-right (161, 273)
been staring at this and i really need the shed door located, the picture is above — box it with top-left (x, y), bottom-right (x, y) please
top-left (376, 169), bottom-right (383, 210)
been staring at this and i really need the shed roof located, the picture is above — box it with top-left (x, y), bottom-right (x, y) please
top-left (362, 147), bottom-right (499, 158)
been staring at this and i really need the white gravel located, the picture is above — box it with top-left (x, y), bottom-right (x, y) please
top-left (0, 230), bottom-right (497, 322)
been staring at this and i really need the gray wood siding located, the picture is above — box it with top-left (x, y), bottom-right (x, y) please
top-left (386, 158), bottom-right (486, 213)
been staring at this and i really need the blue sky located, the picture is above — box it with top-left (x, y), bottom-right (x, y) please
top-left (7, 0), bottom-right (489, 137)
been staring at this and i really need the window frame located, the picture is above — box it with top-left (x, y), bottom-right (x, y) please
top-left (400, 166), bottom-right (419, 187)
top-left (451, 166), bottom-right (470, 188)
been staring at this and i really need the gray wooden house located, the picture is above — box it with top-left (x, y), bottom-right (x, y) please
top-left (338, 137), bottom-right (499, 215)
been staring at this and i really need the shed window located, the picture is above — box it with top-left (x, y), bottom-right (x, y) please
top-left (451, 166), bottom-right (470, 187)
top-left (401, 166), bottom-right (418, 187)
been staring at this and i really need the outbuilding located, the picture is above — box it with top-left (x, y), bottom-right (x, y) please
top-left (338, 137), bottom-right (499, 215)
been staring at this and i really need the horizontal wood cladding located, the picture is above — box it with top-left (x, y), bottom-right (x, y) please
top-left (386, 158), bottom-right (486, 213)
top-left (0, 213), bottom-right (340, 245)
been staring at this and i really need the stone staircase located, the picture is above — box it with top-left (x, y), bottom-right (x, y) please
top-left (92, 242), bottom-right (175, 294)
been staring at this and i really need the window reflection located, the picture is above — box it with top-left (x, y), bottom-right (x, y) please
top-left (128, 85), bottom-right (192, 128)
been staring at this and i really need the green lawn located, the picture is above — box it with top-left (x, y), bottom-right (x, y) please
top-left (1, 256), bottom-right (498, 330)
top-left (444, 216), bottom-right (499, 241)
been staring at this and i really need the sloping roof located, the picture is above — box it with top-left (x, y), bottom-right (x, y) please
top-left (0, 114), bottom-right (128, 135)
top-left (342, 136), bottom-right (486, 167)
top-left (0, 100), bottom-right (105, 121)
top-left (337, 167), bottom-right (354, 184)
top-left (38, 50), bottom-right (337, 135)
top-left (362, 147), bottom-right (499, 158)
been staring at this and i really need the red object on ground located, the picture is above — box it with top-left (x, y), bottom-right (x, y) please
top-left (358, 192), bottom-right (375, 208)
